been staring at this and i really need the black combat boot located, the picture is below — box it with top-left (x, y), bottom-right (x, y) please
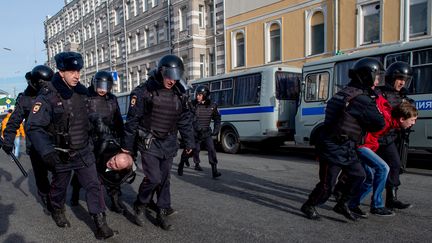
top-left (194, 163), bottom-right (203, 171)
top-left (157, 208), bottom-right (173, 231)
top-left (177, 160), bottom-right (185, 176)
top-left (332, 194), bottom-right (357, 221)
top-left (70, 186), bottom-right (80, 206)
top-left (133, 201), bottom-right (146, 226)
top-left (301, 202), bottom-right (321, 220)
top-left (51, 208), bottom-right (71, 227)
top-left (92, 213), bottom-right (114, 240)
top-left (385, 187), bottom-right (412, 210)
top-left (110, 193), bottom-right (125, 214)
top-left (211, 164), bottom-right (221, 178)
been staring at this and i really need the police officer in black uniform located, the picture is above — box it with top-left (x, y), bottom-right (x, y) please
top-left (70, 70), bottom-right (127, 214)
top-left (26, 52), bottom-right (114, 240)
top-left (301, 57), bottom-right (385, 221)
top-left (377, 61), bottom-right (414, 210)
top-left (1, 65), bottom-right (53, 211)
top-left (122, 54), bottom-right (195, 230)
top-left (177, 85), bottom-right (221, 178)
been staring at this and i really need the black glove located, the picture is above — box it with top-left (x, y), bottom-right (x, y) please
top-left (2, 144), bottom-right (13, 155)
top-left (42, 152), bottom-right (61, 170)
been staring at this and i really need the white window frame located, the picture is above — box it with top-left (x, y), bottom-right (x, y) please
top-left (115, 40), bottom-right (121, 58)
top-left (356, 0), bottom-right (383, 46)
top-left (231, 29), bottom-right (246, 69)
top-left (142, 0), bottom-right (148, 12)
top-left (199, 5), bottom-right (205, 28)
top-left (143, 29), bottom-right (149, 48)
top-left (400, 0), bottom-right (432, 39)
top-left (135, 33), bottom-right (140, 51)
top-left (179, 7), bottom-right (187, 31)
top-left (264, 19), bottom-right (282, 63)
top-left (305, 7), bottom-right (327, 56)
top-left (200, 54), bottom-right (205, 78)
top-left (132, 0), bottom-right (137, 17)
top-left (127, 36), bottom-right (132, 54)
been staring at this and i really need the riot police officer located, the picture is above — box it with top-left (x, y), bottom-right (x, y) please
top-left (26, 52), bottom-right (114, 240)
top-left (70, 70), bottom-right (127, 214)
top-left (122, 54), bottom-right (195, 230)
top-left (1, 65), bottom-right (53, 211)
top-left (178, 85), bottom-right (221, 178)
top-left (301, 57), bottom-right (385, 221)
top-left (377, 61), bottom-right (414, 210)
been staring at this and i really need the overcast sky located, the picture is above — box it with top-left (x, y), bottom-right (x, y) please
top-left (0, 1), bottom-right (64, 97)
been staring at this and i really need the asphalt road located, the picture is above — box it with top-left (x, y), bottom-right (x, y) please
top-left (0, 145), bottom-right (431, 242)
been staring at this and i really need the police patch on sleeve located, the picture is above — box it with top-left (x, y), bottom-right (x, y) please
top-left (32, 102), bottom-right (42, 114)
top-left (130, 95), bottom-right (137, 107)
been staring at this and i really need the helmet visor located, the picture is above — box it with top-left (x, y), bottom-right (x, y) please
top-left (374, 71), bottom-right (386, 87)
top-left (395, 74), bottom-right (413, 89)
top-left (161, 67), bottom-right (183, 81)
top-left (95, 80), bottom-right (112, 93)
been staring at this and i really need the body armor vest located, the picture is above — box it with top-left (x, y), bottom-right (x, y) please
top-left (325, 86), bottom-right (365, 143)
top-left (195, 103), bottom-right (214, 129)
top-left (89, 95), bottom-right (117, 125)
top-left (141, 88), bottom-right (182, 135)
top-left (381, 90), bottom-right (402, 108)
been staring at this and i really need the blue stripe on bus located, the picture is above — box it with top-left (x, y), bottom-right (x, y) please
top-left (219, 106), bottom-right (274, 115)
top-left (302, 107), bottom-right (325, 116)
top-left (416, 100), bottom-right (432, 110)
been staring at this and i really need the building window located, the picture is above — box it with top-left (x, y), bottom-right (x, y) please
top-left (269, 23), bottom-right (281, 62)
top-left (208, 4), bottom-right (214, 28)
top-left (154, 26), bottom-right (159, 44)
top-left (152, 0), bottom-right (159, 8)
top-left (136, 69), bottom-right (141, 87)
top-left (199, 5), bottom-right (205, 28)
top-left (101, 47), bottom-right (105, 63)
top-left (125, 3), bottom-right (130, 20)
top-left (115, 40), bottom-right (121, 58)
top-left (143, 0), bottom-right (148, 12)
top-left (410, 0), bottom-right (430, 37)
top-left (209, 53), bottom-right (215, 76)
top-left (143, 29), bottom-right (149, 48)
top-left (358, 2), bottom-right (381, 45)
top-left (200, 54), bottom-right (205, 78)
top-left (135, 33), bottom-right (140, 51)
top-left (132, 0), bottom-right (137, 16)
top-left (309, 10), bottom-right (325, 55)
top-left (180, 7), bottom-right (187, 31)
top-left (114, 9), bottom-right (120, 25)
top-left (127, 36), bottom-right (131, 54)
top-left (232, 30), bottom-right (245, 68)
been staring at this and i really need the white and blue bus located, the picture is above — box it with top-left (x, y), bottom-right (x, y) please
top-left (191, 65), bottom-right (302, 153)
top-left (295, 38), bottom-right (432, 152)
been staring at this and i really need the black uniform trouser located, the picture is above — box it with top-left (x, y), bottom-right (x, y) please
top-left (137, 152), bottom-right (172, 209)
top-left (28, 148), bottom-right (50, 197)
top-left (377, 142), bottom-right (401, 188)
top-left (306, 159), bottom-right (365, 206)
top-left (50, 163), bottom-right (105, 214)
top-left (181, 136), bottom-right (218, 165)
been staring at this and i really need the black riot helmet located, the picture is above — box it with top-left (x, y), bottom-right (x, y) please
top-left (348, 57), bottom-right (385, 88)
top-left (385, 61), bottom-right (413, 89)
top-left (29, 65), bottom-right (54, 90)
top-left (194, 85), bottom-right (210, 101)
top-left (92, 70), bottom-right (114, 94)
top-left (157, 54), bottom-right (185, 81)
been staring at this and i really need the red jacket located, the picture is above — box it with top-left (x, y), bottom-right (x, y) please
top-left (359, 94), bottom-right (399, 152)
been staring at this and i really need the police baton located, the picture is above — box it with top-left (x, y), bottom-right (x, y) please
top-left (9, 152), bottom-right (28, 177)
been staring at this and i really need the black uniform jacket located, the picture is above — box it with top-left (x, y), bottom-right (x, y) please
top-left (122, 76), bottom-right (195, 159)
top-left (26, 73), bottom-right (95, 172)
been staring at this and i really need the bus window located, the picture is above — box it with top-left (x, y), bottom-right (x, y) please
top-left (305, 72), bottom-right (329, 102)
top-left (275, 71), bottom-right (300, 100)
top-left (385, 52), bottom-right (410, 67)
top-left (210, 79), bottom-right (233, 107)
top-left (234, 74), bottom-right (261, 105)
top-left (334, 60), bottom-right (357, 92)
top-left (412, 48), bottom-right (432, 94)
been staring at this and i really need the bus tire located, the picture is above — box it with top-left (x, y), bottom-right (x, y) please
top-left (221, 128), bottom-right (241, 154)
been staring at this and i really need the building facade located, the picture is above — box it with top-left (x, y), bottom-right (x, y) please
top-left (225, 0), bottom-right (432, 72)
top-left (44, 0), bottom-right (225, 93)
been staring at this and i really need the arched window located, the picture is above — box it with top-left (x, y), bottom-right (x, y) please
top-left (310, 11), bottom-right (324, 55)
top-left (232, 30), bottom-right (245, 68)
top-left (268, 22), bottom-right (281, 62)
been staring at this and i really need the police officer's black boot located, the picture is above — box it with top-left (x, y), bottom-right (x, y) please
top-left (385, 187), bottom-right (412, 210)
top-left (177, 160), bottom-right (185, 176)
top-left (301, 201), bottom-right (321, 220)
top-left (92, 213), bottom-right (114, 240)
top-left (194, 163), bottom-right (203, 171)
top-left (51, 207), bottom-right (71, 227)
top-left (157, 208), bottom-right (173, 231)
top-left (211, 164), bottom-right (221, 178)
top-left (110, 193), bottom-right (125, 214)
top-left (333, 195), bottom-right (357, 221)
top-left (133, 201), bottom-right (146, 227)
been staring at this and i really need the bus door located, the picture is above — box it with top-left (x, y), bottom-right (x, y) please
top-left (275, 71), bottom-right (301, 137)
top-left (294, 69), bottom-right (331, 145)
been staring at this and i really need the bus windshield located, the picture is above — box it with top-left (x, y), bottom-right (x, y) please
top-left (275, 71), bottom-right (301, 100)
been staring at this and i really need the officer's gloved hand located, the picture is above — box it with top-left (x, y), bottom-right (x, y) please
top-left (2, 144), bottom-right (13, 155)
top-left (95, 118), bottom-right (111, 135)
top-left (42, 152), bottom-right (61, 171)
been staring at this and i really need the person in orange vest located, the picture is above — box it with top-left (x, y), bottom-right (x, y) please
top-left (1, 109), bottom-right (25, 158)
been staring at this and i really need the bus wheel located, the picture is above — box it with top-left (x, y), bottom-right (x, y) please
top-left (221, 128), bottom-right (240, 154)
